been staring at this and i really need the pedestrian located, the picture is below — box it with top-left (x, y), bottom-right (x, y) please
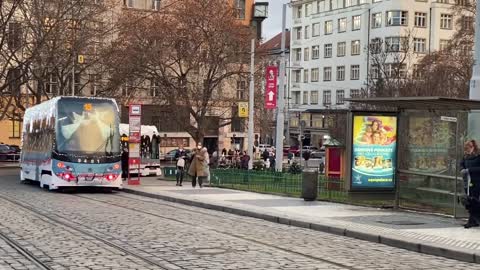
top-left (287, 151), bottom-right (293, 164)
top-left (176, 154), bottom-right (185, 186)
top-left (121, 146), bottom-right (129, 181)
top-left (241, 151), bottom-right (250, 170)
top-left (151, 133), bottom-right (159, 159)
top-left (319, 161), bottom-right (325, 174)
top-left (188, 144), bottom-right (209, 188)
top-left (262, 149), bottom-right (269, 161)
top-left (461, 139), bottom-right (480, 228)
top-left (222, 148), bottom-right (227, 156)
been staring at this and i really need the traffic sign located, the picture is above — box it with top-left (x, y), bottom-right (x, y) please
top-left (265, 66), bottom-right (278, 109)
top-left (238, 102), bottom-right (248, 118)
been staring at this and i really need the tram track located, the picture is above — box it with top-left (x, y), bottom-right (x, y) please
top-left (0, 231), bottom-right (53, 270)
top-left (74, 193), bottom-right (358, 270)
top-left (0, 193), bottom-right (181, 270)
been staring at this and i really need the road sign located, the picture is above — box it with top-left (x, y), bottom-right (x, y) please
top-left (128, 103), bottom-right (142, 185)
top-left (265, 66), bottom-right (278, 109)
top-left (78, 55), bottom-right (84, 64)
top-left (238, 102), bottom-right (248, 118)
top-left (441, 116), bottom-right (457, 123)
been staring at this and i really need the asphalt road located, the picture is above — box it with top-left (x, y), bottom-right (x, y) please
top-left (0, 168), bottom-right (478, 270)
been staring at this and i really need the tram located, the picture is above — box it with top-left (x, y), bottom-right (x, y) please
top-left (20, 97), bottom-right (123, 190)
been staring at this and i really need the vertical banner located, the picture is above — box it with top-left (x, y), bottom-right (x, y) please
top-left (265, 66), bottom-right (278, 109)
top-left (128, 104), bottom-right (142, 185)
top-left (351, 114), bottom-right (398, 189)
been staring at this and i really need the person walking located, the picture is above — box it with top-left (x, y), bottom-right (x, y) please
top-left (121, 146), bottom-right (129, 181)
top-left (461, 139), bottom-right (480, 228)
top-left (188, 144), bottom-right (209, 188)
top-left (176, 154), bottom-right (185, 186)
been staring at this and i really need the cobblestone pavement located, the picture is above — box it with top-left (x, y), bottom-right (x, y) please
top-left (0, 170), bottom-right (479, 269)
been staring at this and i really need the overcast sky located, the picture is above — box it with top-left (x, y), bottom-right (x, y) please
top-left (262, 0), bottom-right (292, 41)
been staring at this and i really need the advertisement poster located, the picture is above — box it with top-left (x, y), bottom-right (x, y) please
top-left (265, 66), bottom-right (278, 109)
top-left (351, 115), bottom-right (397, 189)
top-left (406, 117), bottom-right (453, 174)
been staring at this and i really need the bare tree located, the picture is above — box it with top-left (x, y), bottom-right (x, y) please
top-left (114, 0), bottom-right (253, 143)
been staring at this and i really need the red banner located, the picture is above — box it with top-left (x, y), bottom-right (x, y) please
top-left (265, 66), bottom-right (278, 109)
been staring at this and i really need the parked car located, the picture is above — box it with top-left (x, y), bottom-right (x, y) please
top-left (302, 146), bottom-right (318, 152)
top-left (258, 144), bottom-right (271, 153)
top-left (162, 149), bottom-right (192, 162)
top-left (0, 144), bottom-right (16, 161)
top-left (8, 145), bottom-right (21, 154)
top-left (310, 150), bottom-right (325, 159)
top-left (284, 145), bottom-right (300, 155)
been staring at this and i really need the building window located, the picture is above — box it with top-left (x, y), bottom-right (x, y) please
top-left (352, 15), bottom-right (361, 30)
top-left (295, 6), bottom-right (302, 19)
top-left (304, 25), bottom-right (310, 39)
top-left (45, 72), bottom-right (58, 95)
top-left (387, 11), bottom-right (408, 26)
top-left (126, 0), bottom-right (134, 8)
top-left (461, 16), bottom-right (474, 31)
top-left (440, 14), bottom-right (453, 29)
top-left (235, 0), bottom-right (246, 19)
top-left (294, 70), bottom-right (302, 83)
top-left (304, 69), bottom-right (309, 83)
top-left (336, 90), bottom-right (345, 105)
top-left (311, 91), bottom-right (319, 104)
top-left (295, 27), bottom-right (302, 40)
top-left (439, 39), bottom-right (451, 51)
top-left (304, 47), bottom-right (310, 61)
top-left (312, 23), bottom-right (320, 36)
top-left (311, 68), bottom-right (319, 82)
top-left (351, 65), bottom-right (360, 80)
top-left (338, 17), bottom-right (347, 32)
top-left (414, 12), bottom-right (427, 27)
top-left (323, 90), bottom-right (331, 105)
top-left (325, 20), bottom-right (333, 35)
top-left (351, 40), bottom-right (361, 55)
top-left (350, 89), bottom-right (360, 98)
top-left (6, 68), bottom-right (21, 94)
top-left (152, 0), bottom-right (161, 11)
top-left (413, 64), bottom-right (423, 78)
top-left (371, 64), bottom-right (380, 79)
top-left (336, 66), bottom-right (345, 81)
top-left (293, 91), bottom-right (301, 105)
top-left (324, 43), bottom-right (332, 58)
top-left (386, 63), bottom-right (407, 78)
top-left (370, 38), bottom-right (383, 54)
top-left (7, 22), bottom-right (22, 50)
top-left (90, 74), bottom-right (101, 96)
top-left (150, 79), bottom-right (159, 97)
top-left (11, 113), bottom-right (21, 138)
top-left (312, 45), bottom-right (320, 59)
top-left (294, 48), bottom-right (302, 61)
top-left (385, 36), bottom-right (407, 52)
top-left (337, 42), bottom-right (346, 57)
top-left (413, 38), bottom-right (426, 53)
top-left (372, 13), bottom-right (382, 28)
top-left (303, 91), bottom-right (309, 104)
top-left (324, 67), bottom-right (332, 81)
top-left (305, 3), bottom-right (311, 17)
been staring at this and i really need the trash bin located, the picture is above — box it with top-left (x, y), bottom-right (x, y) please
top-left (162, 167), bottom-right (177, 178)
top-left (302, 168), bottom-right (318, 201)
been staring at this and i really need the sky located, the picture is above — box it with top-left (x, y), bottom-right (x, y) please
top-left (262, 0), bottom-right (292, 41)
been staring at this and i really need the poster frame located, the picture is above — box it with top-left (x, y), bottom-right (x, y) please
top-left (349, 111), bottom-right (399, 192)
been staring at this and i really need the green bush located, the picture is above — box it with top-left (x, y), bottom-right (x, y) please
top-left (288, 161), bottom-right (302, 174)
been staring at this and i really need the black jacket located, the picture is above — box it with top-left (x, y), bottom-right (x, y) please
top-left (461, 154), bottom-right (480, 187)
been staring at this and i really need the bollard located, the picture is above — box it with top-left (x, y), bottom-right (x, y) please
top-left (302, 168), bottom-right (318, 201)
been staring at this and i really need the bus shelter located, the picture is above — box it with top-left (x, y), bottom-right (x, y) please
top-left (345, 97), bottom-right (480, 218)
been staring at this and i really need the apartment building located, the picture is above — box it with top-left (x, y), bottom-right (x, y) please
top-left (287, 0), bottom-right (465, 147)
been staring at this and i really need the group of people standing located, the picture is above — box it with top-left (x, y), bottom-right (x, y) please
top-left (175, 143), bottom-right (210, 188)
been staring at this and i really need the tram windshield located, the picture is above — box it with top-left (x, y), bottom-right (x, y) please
top-left (56, 98), bottom-right (120, 157)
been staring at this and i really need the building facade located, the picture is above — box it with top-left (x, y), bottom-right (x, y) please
top-left (288, 0), bottom-right (464, 147)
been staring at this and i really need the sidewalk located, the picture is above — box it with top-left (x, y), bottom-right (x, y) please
top-left (124, 177), bottom-right (480, 263)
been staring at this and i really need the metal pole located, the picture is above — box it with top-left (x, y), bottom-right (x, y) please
top-left (247, 39), bottom-right (255, 170)
top-left (468, 2), bottom-right (480, 139)
top-left (453, 116), bottom-right (460, 218)
top-left (275, 4), bottom-right (287, 172)
top-left (72, 59), bottom-right (75, 96)
top-left (286, 61), bottom-right (291, 146)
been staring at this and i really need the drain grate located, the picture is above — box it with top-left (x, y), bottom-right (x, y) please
top-left (377, 220), bottom-right (426, 226)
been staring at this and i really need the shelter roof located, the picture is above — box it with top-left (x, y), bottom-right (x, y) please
top-left (345, 96), bottom-right (480, 111)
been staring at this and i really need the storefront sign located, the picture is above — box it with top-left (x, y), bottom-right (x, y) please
top-left (265, 66), bottom-right (278, 109)
top-left (351, 115), bottom-right (398, 189)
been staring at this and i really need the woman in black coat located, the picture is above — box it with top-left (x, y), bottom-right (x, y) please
top-left (460, 140), bottom-right (480, 228)
top-left (121, 146), bottom-right (129, 181)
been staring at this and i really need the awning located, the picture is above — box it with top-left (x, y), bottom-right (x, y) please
top-left (345, 96), bottom-right (480, 111)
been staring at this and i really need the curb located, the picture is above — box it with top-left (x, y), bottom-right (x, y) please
top-left (122, 188), bottom-right (480, 264)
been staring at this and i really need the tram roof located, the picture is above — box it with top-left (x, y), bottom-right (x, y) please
top-left (345, 96), bottom-right (480, 111)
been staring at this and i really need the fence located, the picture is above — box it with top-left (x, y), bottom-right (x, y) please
top-left (209, 169), bottom-right (350, 203)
